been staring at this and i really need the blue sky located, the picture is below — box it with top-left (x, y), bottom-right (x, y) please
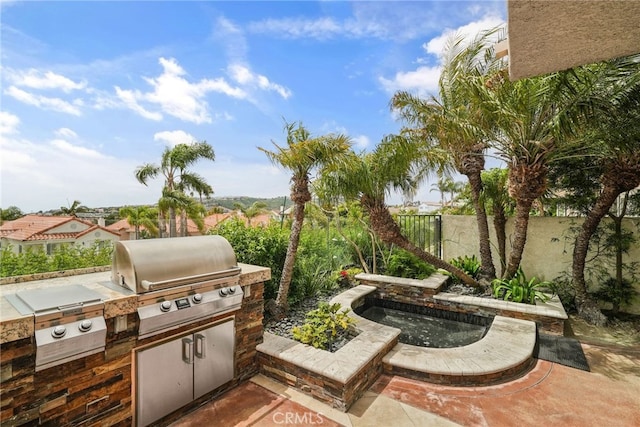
top-left (0, 1), bottom-right (505, 213)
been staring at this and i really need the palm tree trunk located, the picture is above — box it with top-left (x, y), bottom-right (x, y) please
top-left (159, 211), bottom-right (167, 238)
top-left (274, 200), bottom-right (305, 317)
top-left (169, 207), bottom-right (177, 238)
top-left (573, 186), bottom-right (622, 326)
top-left (465, 171), bottom-right (495, 280)
top-left (493, 205), bottom-right (507, 277)
top-left (505, 199), bottom-right (534, 278)
top-left (505, 163), bottom-right (548, 278)
top-left (363, 196), bottom-right (479, 287)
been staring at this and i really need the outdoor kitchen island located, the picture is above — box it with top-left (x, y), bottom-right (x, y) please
top-left (0, 253), bottom-right (270, 426)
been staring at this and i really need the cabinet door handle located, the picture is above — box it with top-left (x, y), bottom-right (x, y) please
top-left (195, 333), bottom-right (206, 359)
top-left (182, 338), bottom-right (194, 364)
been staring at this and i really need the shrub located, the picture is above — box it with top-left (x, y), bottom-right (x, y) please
top-left (384, 249), bottom-right (436, 279)
top-left (0, 242), bottom-right (113, 277)
top-left (450, 255), bottom-right (481, 279)
top-left (212, 219), bottom-right (288, 300)
top-left (594, 277), bottom-right (638, 314)
top-left (331, 267), bottom-right (363, 287)
top-left (492, 268), bottom-right (550, 304)
top-left (291, 302), bottom-right (355, 350)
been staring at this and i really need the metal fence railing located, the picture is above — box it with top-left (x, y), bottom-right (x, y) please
top-left (396, 214), bottom-right (442, 259)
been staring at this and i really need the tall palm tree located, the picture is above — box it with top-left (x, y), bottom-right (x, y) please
top-left (391, 30), bottom-right (500, 281)
top-left (135, 142), bottom-right (215, 237)
top-left (567, 61), bottom-right (640, 325)
top-left (480, 49), bottom-right (640, 280)
top-left (318, 135), bottom-right (479, 287)
top-left (119, 205), bottom-right (159, 239)
top-left (259, 121), bottom-right (352, 317)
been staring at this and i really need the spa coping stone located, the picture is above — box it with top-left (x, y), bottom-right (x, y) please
top-left (383, 315), bottom-right (537, 382)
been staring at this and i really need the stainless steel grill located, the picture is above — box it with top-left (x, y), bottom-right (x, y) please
top-left (113, 236), bottom-right (244, 426)
top-left (111, 235), bottom-right (243, 339)
top-left (111, 235), bottom-right (240, 293)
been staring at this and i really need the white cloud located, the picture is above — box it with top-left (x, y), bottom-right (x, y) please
top-left (153, 130), bottom-right (197, 147)
top-left (114, 86), bottom-right (163, 121)
top-left (55, 127), bottom-right (78, 139)
top-left (246, 3), bottom-right (495, 42)
top-left (213, 16), bottom-right (248, 62)
top-left (0, 132), bottom-right (161, 212)
top-left (50, 139), bottom-right (105, 159)
top-left (228, 64), bottom-right (291, 99)
top-left (0, 111), bottom-right (20, 135)
top-left (5, 68), bottom-right (87, 92)
top-left (378, 16), bottom-right (505, 97)
top-left (115, 57), bottom-right (247, 124)
top-left (249, 17), bottom-right (344, 40)
top-left (4, 85), bottom-right (83, 115)
top-left (378, 65), bottom-right (441, 97)
top-left (353, 135), bottom-right (370, 149)
top-left (424, 16), bottom-right (505, 57)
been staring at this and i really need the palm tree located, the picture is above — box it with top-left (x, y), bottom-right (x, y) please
top-left (259, 121), bottom-right (352, 317)
top-left (135, 142), bottom-right (215, 237)
top-left (430, 175), bottom-right (449, 209)
top-left (480, 49), bottom-right (640, 280)
top-left (391, 30), bottom-right (500, 281)
top-left (567, 62), bottom-right (640, 325)
top-left (57, 200), bottom-right (89, 217)
top-left (119, 205), bottom-right (159, 239)
top-left (233, 201), bottom-right (268, 226)
top-left (318, 135), bottom-right (479, 287)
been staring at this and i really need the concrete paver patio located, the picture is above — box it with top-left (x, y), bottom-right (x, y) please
top-left (173, 338), bottom-right (640, 426)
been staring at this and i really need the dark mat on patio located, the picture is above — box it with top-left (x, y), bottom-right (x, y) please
top-left (534, 333), bottom-right (590, 371)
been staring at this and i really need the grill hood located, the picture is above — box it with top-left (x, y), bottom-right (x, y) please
top-left (111, 235), bottom-right (240, 293)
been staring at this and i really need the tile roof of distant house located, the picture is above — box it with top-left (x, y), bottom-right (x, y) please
top-left (0, 215), bottom-right (119, 242)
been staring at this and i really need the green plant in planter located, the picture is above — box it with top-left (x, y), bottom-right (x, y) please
top-left (492, 268), bottom-right (550, 304)
top-left (450, 255), bottom-right (481, 279)
top-left (291, 302), bottom-right (355, 350)
top-left (385, 249), bottom-right (436, 279)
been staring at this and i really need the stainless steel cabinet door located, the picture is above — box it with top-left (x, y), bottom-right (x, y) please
top-left (136, 337), bottom-right (194, 427)
top-left (193, 319), bottom-right (235, 399)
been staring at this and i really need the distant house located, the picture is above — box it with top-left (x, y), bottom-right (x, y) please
top-left (107, 213), bottom-right (237, 240)
top-left (0, 215), bottom-right (120, 254)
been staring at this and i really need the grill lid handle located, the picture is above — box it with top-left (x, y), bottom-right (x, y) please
top-left (140, 267), bottom-right (241, 292)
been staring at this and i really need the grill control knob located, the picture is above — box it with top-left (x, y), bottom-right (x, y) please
top-left (160, 301), bottom-right (172, 312)
top-left (51, 325), bottom-right (67, 338)
top-left (219, 288), bottom-right (228, 297)
top-left (192, 293), bottom-right (203, 304)
top-left (78, 320), bottom-right (93, 332)
top-left (227, 287), bottom-right (236, 294)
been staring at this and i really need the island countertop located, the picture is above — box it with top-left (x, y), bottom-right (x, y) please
top-left (0, 264), bottom-right (270, 344)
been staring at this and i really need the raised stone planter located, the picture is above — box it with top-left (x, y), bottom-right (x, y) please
top-left (433, 292), bottom-right (567, 334)
top-left (257, 286), bottom-right (400, 411)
